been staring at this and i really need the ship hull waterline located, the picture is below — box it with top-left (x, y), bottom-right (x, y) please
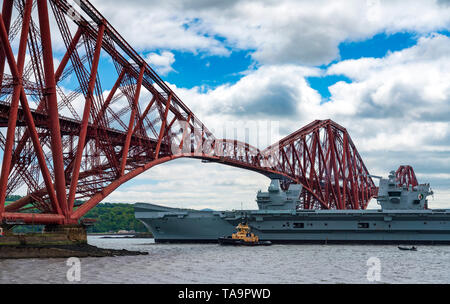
top-left (135, 203), bottom-right (450, 245)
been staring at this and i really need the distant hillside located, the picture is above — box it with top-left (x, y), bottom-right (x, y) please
top-left (5, 195), bottom-right (21, 205)
top-left (6, 195), bottom-right (22, 201)
top-left (83, 203), bottom-right (147, 233)
top-left (3, 197), bottom-right (148, 233)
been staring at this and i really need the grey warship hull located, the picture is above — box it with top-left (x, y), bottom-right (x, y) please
top-left (135, 203), bottom-right (450, 244)
top-left (134, 174), bottom-right (450, 244)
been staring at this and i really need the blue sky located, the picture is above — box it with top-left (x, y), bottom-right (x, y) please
top-left (95, 32), bottom-right (420, 99)
top-left (87, 30), bottom-right (432, 108)
top-left (160, 32), bottom-right (420, 94)
top-left (307, 32), bottom-right (418, 99)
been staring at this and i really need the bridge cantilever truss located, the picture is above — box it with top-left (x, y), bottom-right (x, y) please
top-left (395, 165), bottom-right (419, 189)
top-left (0, 0), bottom-right (377, 225)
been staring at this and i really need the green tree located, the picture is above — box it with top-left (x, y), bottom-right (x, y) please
top-left (6, 201), bottom-right (147, 234)
top-left (82, 203), bottom-right (147, 233)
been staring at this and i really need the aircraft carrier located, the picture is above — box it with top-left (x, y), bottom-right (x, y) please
top-left (134, 171), bottom-right (450, 244)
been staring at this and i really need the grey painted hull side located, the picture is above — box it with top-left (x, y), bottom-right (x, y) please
top-left (135, 203), bottom-right (450, 244)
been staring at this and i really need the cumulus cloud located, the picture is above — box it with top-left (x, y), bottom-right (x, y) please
top-left (144, 51), bottom-right (176, 75)
top-left (109, 158), bottom-right (270, 210)
top-left (91, 0), bottom-right (450, 65)
top-left (173, 65), bottom-right (321, 119)
top-left (325, 33), bottom-right (450, 150)
top-left (90, 0), bottom-right (230, 56)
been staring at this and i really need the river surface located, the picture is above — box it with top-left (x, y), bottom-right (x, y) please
top-left (1, 236), bottom-right (449, 284)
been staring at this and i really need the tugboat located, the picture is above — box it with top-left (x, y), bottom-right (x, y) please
top-left (218, 221), bottom-right (271, 246)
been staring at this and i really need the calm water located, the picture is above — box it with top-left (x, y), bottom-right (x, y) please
top-left (0, 236), bottom-right (449, 284)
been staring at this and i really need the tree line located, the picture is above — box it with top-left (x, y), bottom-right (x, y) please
top-left (83, 203), bottom-right (147, 233)
top-left (4, 196), bottom-right (147, 233)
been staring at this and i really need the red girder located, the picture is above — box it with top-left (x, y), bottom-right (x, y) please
top-left (260, 120), bottom-right (377, 209)
top-left (0, 0), bottom-right (378, 225)
top-left (395, 165), bottom-right (418, 188)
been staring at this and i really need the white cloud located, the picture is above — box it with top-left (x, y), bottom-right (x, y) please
top-left (90, 0), bottom-right (230, 56)
top-left (173, 64), bottom-right (322, 118)
top-left (144, 51), bottom-right (176, 75)
top-left (91, 0), bottom-right (450, 65)
top-left (325, 33), bottom-right (450, 152)
top-left (108, 158), bottom-right (270, 210)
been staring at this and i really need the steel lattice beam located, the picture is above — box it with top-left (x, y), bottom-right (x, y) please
top-left (395, 165), bottom-right (419, 188)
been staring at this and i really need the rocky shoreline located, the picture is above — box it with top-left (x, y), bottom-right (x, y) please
top-left (0, 244), bottom-right (149, 259)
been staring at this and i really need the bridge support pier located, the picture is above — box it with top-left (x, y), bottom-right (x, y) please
top-left (0, 224), bottom-right (87, 246)
top-left (43, 224), bottom-right (88, 244)
top-left (0, 224), bottom-right (149, 259)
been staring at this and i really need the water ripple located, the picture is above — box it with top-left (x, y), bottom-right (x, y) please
top-left (1, 236), bottom-right (450, 284)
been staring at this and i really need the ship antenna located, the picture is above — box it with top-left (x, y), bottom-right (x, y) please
top-left (240, 202), bottom-right (248, 224)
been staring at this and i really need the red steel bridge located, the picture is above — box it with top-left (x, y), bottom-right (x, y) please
top-left (0, 0), bottom-right (397, 226)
